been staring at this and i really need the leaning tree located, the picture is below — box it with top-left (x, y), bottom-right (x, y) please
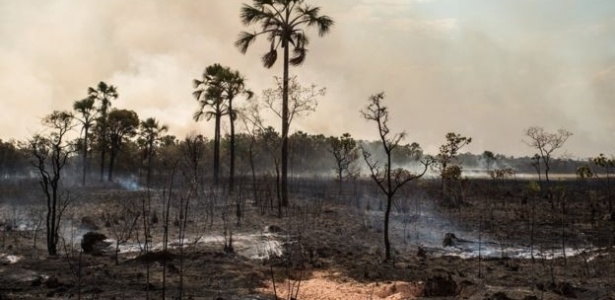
top-left (236, 0), bottom-right (334, 207)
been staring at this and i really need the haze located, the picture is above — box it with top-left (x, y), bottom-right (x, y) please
top-left (1, 0), bottom-right (613, 158)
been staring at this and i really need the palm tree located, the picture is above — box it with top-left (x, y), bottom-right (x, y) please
top-left (221, 69), bottom-right (253, 194)
top-left (193, 64), bottom-right (228, 186)
top-left (107, 109), bottom-right (139, 182)
top-left (139, 117), bottom-right (168, 187)
top-left (73, 97), bottom-right (97, 186)
top-left (236, 0), bottom-right (333, 206)
top-left (88, 82), bottom-right (118, 181)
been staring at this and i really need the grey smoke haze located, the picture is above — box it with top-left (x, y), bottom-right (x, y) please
top-left (1, 0), bottom-right (613, 158)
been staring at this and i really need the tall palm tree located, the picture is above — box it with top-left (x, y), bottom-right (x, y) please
top-left (193, 64), bottom-right (228, 186)
top-left (73, 97), bottom-right (97, 186)
top-left (236, 0), bottom-right (333, 206)
top-left (107, 109), bottom-right (139, 182)
top-left (139, 117), bottom-right (168, 187)
top-left (88, 81), bottom-right (118, 181)
top-left (221, 69), bottom-right (253, 194)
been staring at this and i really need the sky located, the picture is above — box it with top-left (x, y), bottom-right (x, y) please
top-left (1, 0), bottom-right (614, 158)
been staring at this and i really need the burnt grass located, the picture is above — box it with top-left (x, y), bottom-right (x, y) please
top-left (0, 176), bottom-right (614, 299)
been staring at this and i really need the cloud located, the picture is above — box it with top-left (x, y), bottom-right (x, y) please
top-left (388, 18), bottom-right (458, 33)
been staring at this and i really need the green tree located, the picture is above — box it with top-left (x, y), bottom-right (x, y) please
top-left (73, 97), bottom-right (97, 186)
top-left (236, 0), bottom-right (334, 207)
top-left (27, 111), bottom-right (75, 256)
top-left (139, 117), bottom-right (168, 187)
top-left (107, 109), bottom-right (139, 182)
top-left (360, 93), bottom-right (429, 261)
top-left (89, 82), bottom-right (119, 181)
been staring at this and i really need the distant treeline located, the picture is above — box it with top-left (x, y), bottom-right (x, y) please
top-left (0, 133), bottom-right (600, 183)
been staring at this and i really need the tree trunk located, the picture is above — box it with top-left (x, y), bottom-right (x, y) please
top-left (338, 168), bottom-right (343, 197)
top-left (249, 138), bottom-right (258, 207)
top-left (384, 149), bottom-right (392, 261)
top-left (49, 182), bottom-right (59, 256)
top-left (146, 144), bottom-right (153, 187)
top-left (607, 168), bottom-right (612, 213)
top-left (108, 151), bottom-right (116, 182)
top-left (229, 101), bottom-right (235, 194)
top-left (384, 194), bottom-right (392, 261)
top-left (214, 110), bottom-right (221, 186)
top-left (82, 128), bottom-right (88, 186)
top-left (100, 142), bottom-right (106, 182)
top-left (281, 39), bottom-right (290, 207)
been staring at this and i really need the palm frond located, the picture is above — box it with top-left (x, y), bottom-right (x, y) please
top-left (289, 47), bottom-right (307, 66)
top-left (235, 31), bottom-right (258, 54)
top-left (193, 79), bottom-right (203, 89)
top-left (245, 90), bottom-right (255, 100)
top-left (298, 5), bottom-right (319, 19)
top-left (107, 86), bottom-right (118, 97)
top-left (262, 48), bottom-right (278, 68)
top-left (204, 111), bottom-right (215, 121)
top-left (192, 90), bottom-right (204, 100)
top-left (193, 110), bottom-right (204, 122)
top-left (98, 81), bottom-right (108, 91)
top-left (290, 30), bottom-right (309, 47)
top-left (314, 15), bottom-right (334, 36)
top-left (253, 0), bottom-right (274, 10)
top-left (240, 5), bottom-right (271, 25)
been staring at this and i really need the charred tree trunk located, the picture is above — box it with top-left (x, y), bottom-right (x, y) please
top-left (229, 102), bottom-right (236, 194)
top-left (281, 38), bottom-right (290, 208)
top-left (213, 109), bottom-right (221, 186)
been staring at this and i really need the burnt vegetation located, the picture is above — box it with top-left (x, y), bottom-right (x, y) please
top-left (1, 1), bottom-right (614, 300)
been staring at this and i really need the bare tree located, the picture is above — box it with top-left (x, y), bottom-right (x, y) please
top-left (26, 111), bottom-right (76, 256)
top-left (104, 194), bottom-right (140, 265)
top-left (262, 76), bottom-right (324, 133)
top-left (238, 104), bottom-right (264, 210)
top-left (360, 93), bottom-right (429, 261)
top-left (524, 126), bottom-right (572, 187)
